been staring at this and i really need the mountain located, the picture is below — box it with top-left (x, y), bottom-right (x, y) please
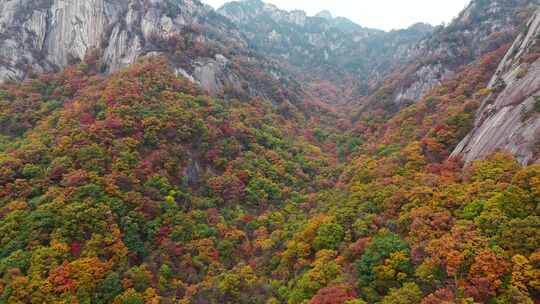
top-left (0, 0), bottom-right (540, 303)
top-left (217, 0), bottom-right (434, 103)
top-left (0, 0), bottom-right (305, 106)
top-left (355, 0), bottom-right (540, 114)
top-left (348, 1), bottom-right (540, 166)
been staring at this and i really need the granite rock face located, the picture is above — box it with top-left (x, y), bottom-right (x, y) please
top-left (0, 0), bottom-right (263, 98)
top-left (393, 63), bottom-right (452, 106)
top-left (390, 0), bottom-right (540, 106)
top-left (452, 9), bottom-right (540, 165)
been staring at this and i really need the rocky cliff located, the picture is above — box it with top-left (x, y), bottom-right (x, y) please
top-left (0, 0), bottom-right (302, 104)
top-left (360, 0), bottom-right (540, 112)
top-left (453, 8), bottom-right (540, 165)
top-left (217, 0), bottom-right (433, 103)
top-left (1, 0), bottom-right (221, 78)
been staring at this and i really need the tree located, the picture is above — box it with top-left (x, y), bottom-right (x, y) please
top-left (308, 285), bottom-right (356, 304)
top-left (407, 207), bottom-right (453, 244)
top-left (125, 265), bottom-right (153, 293)
top-left (357, 230), bottom-right (409, 288)
top-left (510, 252), bottom-right (540, 297)
top-left (245, 175), bottom-right (281, 206)
top-left (465, 250), bottom-right (511, 302)
top-left (208, 169), bottom-right (246, 204)
top-left (493, 286), bottom-right (534, 304)
top-left (313, 223), bottom-right (345, 251)
top-left (499, 216), bottom-right (540, 255)
top-left (420, 288), bottom-right (455, 304)
top-left (120, 212), bottom-right (148, 259)
top-left (289, 250), bottom-right (342, 304)
top-left (380, 283), bottom-right (423, 304)
top-left (469, 153), bottom-right (520, 183)
top-left (373, 250), bottom-right (413, 291)
top-left (217, 265), bottom-right (259, 303)
top-left (96, 272), bottom-right (123, 304)
top-left (113, 289), bottom-right (145, 304)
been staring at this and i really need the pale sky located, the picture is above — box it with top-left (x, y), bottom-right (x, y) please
top-left (202, 0), bottom-right (472, 31)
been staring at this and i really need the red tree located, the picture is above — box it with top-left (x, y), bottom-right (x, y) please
top-left (308, 286), bottom-right (356, 304)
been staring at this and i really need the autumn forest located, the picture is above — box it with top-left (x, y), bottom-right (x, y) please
top-left (0, 0), bottom-right (539, 304)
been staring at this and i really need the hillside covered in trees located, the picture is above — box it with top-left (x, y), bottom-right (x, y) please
top-left (0, 0), bottom-right (539, 304)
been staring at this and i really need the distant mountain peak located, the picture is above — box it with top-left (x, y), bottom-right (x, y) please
top-left (315, 10), bottom-right (333, 20)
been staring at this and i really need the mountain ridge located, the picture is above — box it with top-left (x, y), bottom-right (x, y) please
top-left (217, 0), bottom-right (433, 104)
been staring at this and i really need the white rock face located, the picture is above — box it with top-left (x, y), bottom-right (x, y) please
top-left (0, 0), bottom-right (248, 96)
top-left (289, 10), bottom-right (307, 26)
top-left (193, 55), bottom-right (242, 96)
top-left (452, 9), bottom-right (540, 165)
top-left (45, 0), bottom-right (107, 67)
top-left (394, 64), bottom-right (452, 104)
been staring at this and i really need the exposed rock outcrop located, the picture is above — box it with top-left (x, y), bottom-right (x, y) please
top-left (374, 0), bottom-right (540, 108)
top-left (0, 0), bottom-right (302, 103)
top-left (393, 63), bottom-right (452, 106)
top-left (0, 0), bottom-right (233, 78)
top-left (452, 9), bottom-right (540, 165)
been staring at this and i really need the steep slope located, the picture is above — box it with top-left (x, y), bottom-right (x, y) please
top-left (356, 0), bottom-right (540, 113)
top-left (348, 45), bottom-right (509, 163)
top-left (217, 0), bottom-right (433, 103)
top-left (0, 0), bottom-right (235, 80)
top-left (0, 59), bottom-right (337, 303)
top-left (453, 8), bottom-right (540, 165)
top-left (347, 1), bottom-right (540, 166)
top-left (0, 0), bottom-right (304, 105)
top-left (1, 58), bottom-right (539, 304)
